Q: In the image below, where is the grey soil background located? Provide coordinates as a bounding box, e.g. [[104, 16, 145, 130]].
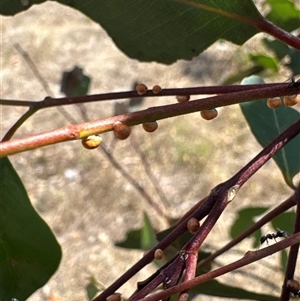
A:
[[1, 2, 298, 300]]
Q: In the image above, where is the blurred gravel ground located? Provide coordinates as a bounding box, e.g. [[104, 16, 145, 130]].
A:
[[1, 2, 297, 301]]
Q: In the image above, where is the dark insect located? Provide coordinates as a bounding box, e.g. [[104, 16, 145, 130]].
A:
[[260, 228, 288, 246], [287, 77, 300, 88]]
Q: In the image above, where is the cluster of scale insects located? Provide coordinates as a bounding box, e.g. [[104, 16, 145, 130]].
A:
[[81, 77, 300, 149], [267, 77, 300, 108]]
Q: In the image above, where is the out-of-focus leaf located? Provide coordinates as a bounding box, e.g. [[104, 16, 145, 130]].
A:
[[265, 0, 300, 32], [286, 48, 300, 75], [222, 66, 264, 85], [115, 212, 157, 250], [1, 0, 262, 64], [271, 212, 296, 235], [0, 157, 62, 300], [0, 0, 43, 15], [263, 212, 295, 271], [262, 39, 289, 61], [240, 76, 300, 189], [280, 249, 288, 274], [141, 212, 157, 250], [115, 228, 142, 250], [85, 277, 103, 300], [189, 279, 279, 300], [230, 207, 268, 247], [222, 54, 279, 85], [249, 54, 279, 72], [262, 39, 300, 75]]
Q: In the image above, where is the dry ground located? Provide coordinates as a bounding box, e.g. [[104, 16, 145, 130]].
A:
[[1, 2, 298, 301]]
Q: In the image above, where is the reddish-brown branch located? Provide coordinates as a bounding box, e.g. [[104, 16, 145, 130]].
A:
[[1, 84, 299, 157], [0, 83, 283, 108], [255, 19, 300, 51], [3, 108, 38, 141], [93, 119, 300, 301], [281, 186, 300, 300], [198, 191, 298, 268], [137, 232, 300, 301]]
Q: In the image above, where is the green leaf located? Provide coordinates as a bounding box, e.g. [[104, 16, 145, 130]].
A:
[[115, 228, 142, 250], [222, 66, 264, 85], [1, 0, 262, 64], [269, 213, 295, 274], [249, 54, 279, 72], [265, 0, 300, 32], [189, 279, 279, 300], [262, 39, 300, 75], [222, 54, 279, 85], [0, 157, 62, 300], [230, 207, 268, 247], [85, 277, 104, 300], [141, 212, 158, 250], [262, 38, 289, 61], [0, 0, 44, 15], [115, 212, 157, 250], [271, 212, 296, 235], [285, 47, 300, 75], [86, 282, 99, 300], [280, 249, 288, 274], [240, 76, 300, 189]]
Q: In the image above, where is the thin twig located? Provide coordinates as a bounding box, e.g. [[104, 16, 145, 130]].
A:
[[255, 19, 300, 51], [93, 119, 300, 301], [1, 84, 299, 157], [12, 45, 169, 220], [280, 185, 300, 300], [137, 232, 300, 301], [0, 83, 286, 108], [198, 191, 298, 268]]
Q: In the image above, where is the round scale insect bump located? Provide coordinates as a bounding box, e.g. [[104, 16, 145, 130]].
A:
[[287, 279, 300, 297], [266, 97, 282, 109], [154, 249, 164, 260], [81, 135, 102, 149], [142, 121, 158, 132], [152, 85, 162, 94], [113, 121, 131, 140], [283, 94, 299, 107], [176, 95, 190, 103], [136, 83, 148, 95], [187, 217, 200, 233], [200, 108, 218, 120], [106, 293, 122, 301]]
